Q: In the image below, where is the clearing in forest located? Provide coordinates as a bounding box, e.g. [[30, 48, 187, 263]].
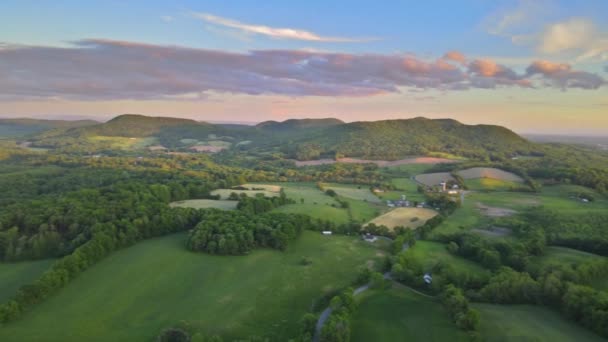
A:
[[366, 208, 437, 229], [169, 199, 238, 210]]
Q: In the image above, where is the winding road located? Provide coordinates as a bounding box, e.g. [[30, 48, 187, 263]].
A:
[[312, 241, 410, 342]]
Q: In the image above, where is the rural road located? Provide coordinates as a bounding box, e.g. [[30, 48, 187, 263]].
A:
[[312, 239, 409, 342]]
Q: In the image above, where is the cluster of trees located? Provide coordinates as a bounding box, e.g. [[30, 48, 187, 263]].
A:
[[186, 211, 312, 255], [472, 257, 608, 338], [514, 209, 608, 256], [320, 288, 357, 342], [236, 191, 294, 215], [441, 285, 480, 334]]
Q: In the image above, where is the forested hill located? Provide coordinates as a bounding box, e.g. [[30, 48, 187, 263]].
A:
[[78, 114, 202, 137], [286, 117, 537, 160], [21, 114, 538, 160], [0, 118, 98, 138]]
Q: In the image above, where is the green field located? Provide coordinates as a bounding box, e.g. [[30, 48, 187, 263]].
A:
[[380, 163, 436, 178], [0, 259, 56, 303], [465, 178, 528, 191], [530, 246, 603, 268], [475, 304, 605, 341], [408, 241, 489, 275], [367, 208, 438, 230], [341, 197, 383, 223], [0, 231, 384, 341], [323, 183, 382, 203], [272, 203, 350, 224], [264, 182, 338, 205], [351, 286, 468, 342], [169, 199, 238, 210]]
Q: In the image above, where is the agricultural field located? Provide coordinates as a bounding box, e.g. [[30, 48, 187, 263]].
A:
[[366, 208, 438, 230], [0, 259, 56, 303], [272, 203, 350, 224], [341, 197, 384, 223], [380, 163, 437, 178], [322, 183, 382, 203], [475, 304, 606, 341], [465, 178, 528, 191], [414, 172, 454, 187], [456, 167, 523, 182], [0, 231, 384, 341], [351, 286, 469, 342], [407, 241, 489, 275], [262, 182, 337, 205], [169, 199, 238, 210]]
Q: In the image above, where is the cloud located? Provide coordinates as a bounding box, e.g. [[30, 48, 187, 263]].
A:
[[0, 39, 604, 101], [485, 0, 550, 37], [192, 12, 377, 43], [161, 16, 174, 23], [442, 51, 467, 64], [526, 60, 605, 89], [539, 18, 596, 53]]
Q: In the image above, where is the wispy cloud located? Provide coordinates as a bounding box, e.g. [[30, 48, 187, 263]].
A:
[[0, 39, 604, 101], [192, 12, 379, 43], [161, 16, 174, 23]]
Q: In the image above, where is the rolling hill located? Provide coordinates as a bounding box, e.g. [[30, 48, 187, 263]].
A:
[[23, 114, 538, 160]]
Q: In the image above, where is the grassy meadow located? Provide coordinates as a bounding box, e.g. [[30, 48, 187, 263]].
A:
[[475, 304, 606, 341], [323, 183, 382, 203], [0, 259, 56, 303], [367, 208, 437, 230], [408, 241, 489, 275], [0, 231, 384, 341], [351, 286, 469, 342]]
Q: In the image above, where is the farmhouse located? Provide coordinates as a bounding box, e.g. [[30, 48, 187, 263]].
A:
[[322, 231, 333, 235]]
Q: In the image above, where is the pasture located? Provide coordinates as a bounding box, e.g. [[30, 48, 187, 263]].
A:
[[0, 259, 56, 303], [414, 172, 455, 187], [272, 203, 350, 224], [407, 241, 489, 275], [169, 199, 237, 210], [341, 197, 384, 223], [323, 183, 381, 203], [351, 286, 468, 342], [366, 208, 437, 230], [475, 304, 605, 341], [456, 167, 523, 182], [0, 231, 384, 341], [465, 178, 528, 191], [263, 182, 337, 205]]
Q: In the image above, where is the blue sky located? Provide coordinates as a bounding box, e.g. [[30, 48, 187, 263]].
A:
[[1, 0, 607, 134]]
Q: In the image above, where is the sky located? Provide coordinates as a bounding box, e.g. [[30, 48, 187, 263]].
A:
[[1, 0, 607, 134]]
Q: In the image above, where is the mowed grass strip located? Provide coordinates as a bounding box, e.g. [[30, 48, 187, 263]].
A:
[[169, 199, 237, 210], [475, 304, 605, 342], [0, 231, 383, 342], [367, 208, 437, 230], [351, 286, 469, 342], [0, 259, 56, 302]]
